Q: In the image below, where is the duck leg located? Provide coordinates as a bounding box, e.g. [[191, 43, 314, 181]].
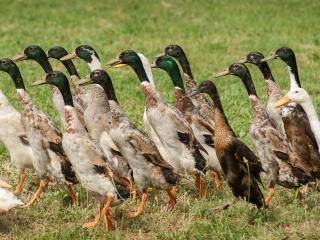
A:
[[264, 188, 275, 206], [23, 179, 45, 208], [195, 173, 205, 199], [127, 190, 148, 218], [167, 186, 177, 209], [102, 195, 113, 230], [15, 172, 26, 194], [83, 202, 103, 229], [212, 170, 222, 190], [66, 184, 78, 205]]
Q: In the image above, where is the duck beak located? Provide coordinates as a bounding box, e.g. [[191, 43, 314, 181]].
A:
[[150, 63, 157, 68], [60, 51, 76, 61], [187, 87, 200, 97], [32, 77, 47, 86], [107, 58, 127, 68], [274, 94, 291, 108], [215, 69, 230, 78], [13, 53, 28, 62], [237, 57, 248, 64], [260, 53, 277, 62], [76, 75, 92, 86]]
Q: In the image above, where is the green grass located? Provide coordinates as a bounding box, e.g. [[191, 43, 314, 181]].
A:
[[1, 0, 320, 239]]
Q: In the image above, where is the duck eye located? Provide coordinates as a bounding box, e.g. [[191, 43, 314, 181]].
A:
[[0, 60, 6, 64], [295, 90, 298, 93]]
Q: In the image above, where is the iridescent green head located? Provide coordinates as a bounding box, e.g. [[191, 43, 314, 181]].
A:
[[153, 55, 184, 89], [14, 45, 47, 62], [75, 45, 100, 62], [47, 46, 69, 60]]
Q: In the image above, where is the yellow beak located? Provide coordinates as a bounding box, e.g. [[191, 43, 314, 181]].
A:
[[13, 53, 28, 62], [274, 94, 291, 108], [107, 58, 128, 68], [60, 51, 76, 61]]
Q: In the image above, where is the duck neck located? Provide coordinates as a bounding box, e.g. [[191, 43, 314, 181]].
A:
[[286, 55, 301, 89], [62, 60, 80, 78], [38, 58, 53, 73], [239, 72, 258, 98], [176, 51, 193, 80], [97, 77, 118, 103], [257, 62, 274, 81], [167, 66, 185, 90], [59, 82, 74, 107], [87, 54, 102, 71], [300, 99, 320, 147], [206, 88, 233, 133], [9, 70, 26, 90]]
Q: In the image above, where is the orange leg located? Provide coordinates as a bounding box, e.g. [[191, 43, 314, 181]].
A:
[[120, 178, 137, 199], [102, 195, 113, 230], [23, 179, 45, 208], [127, 191, 148, 218], [264, 188, 275, 207], [212, 170, 222, 190], [167, 186, 177, 209], [83, 202, 103, 229], [15, 173, 26, 194], [67, 184, 78, 205], [195, 173, 205, 199]]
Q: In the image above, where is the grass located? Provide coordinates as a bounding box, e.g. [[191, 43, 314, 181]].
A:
[[0, 0, 320, 239]]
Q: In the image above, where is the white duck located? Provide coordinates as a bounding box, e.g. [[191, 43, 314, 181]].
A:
[[275, 87, 320, 152], [0, 179, 23, 212], [0, 91, 34, 194]]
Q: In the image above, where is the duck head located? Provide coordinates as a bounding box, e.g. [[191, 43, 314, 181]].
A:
[[47, 46, 69, 60], [274, 88, 310, 108], [0, 58, 26, 90], [152, 55, 184, 89], [33, 71, 73, 106], [13, 45, 52, 73], [60, 45, 100, 62], [261, 47, 295, 65]]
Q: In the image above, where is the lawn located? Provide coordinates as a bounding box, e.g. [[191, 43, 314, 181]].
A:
[[1, 0, 320, 239]]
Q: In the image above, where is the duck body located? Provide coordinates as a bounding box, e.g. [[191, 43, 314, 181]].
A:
[[0, 180, 23, 212], [0, 91, 34, 174], [189, 81, 264, 208], [242, 51, 320, 178]]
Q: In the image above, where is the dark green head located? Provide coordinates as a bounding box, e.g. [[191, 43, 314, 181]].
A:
[[75, 45, 100, 62], [14, 45, 47, 62], [14, 45, 52, 73], [153, 55, 184, 89], [261, 47, 295, 65], [0, 58, 25, 89], [44, 71, 73, 106], [47, 46, 69, 60]]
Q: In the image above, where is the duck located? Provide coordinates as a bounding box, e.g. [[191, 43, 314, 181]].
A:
[[0, 179, 24, 212], [77, 69, 180, 217], [275, 88, 320, 152], [188, 80, 264, 208], [47, 46, 92, 110], [162, 45, 215, 126], [0, 59, 78, 207], [238, 51, 320, 178], [51, 46, 133, 184], [13, 45, 85, 128], [0, 90, 34, 194], [33, 71, 130, 229], [215, 63, 313, 206], [108, 50, 207, 198], [60, 46, 168, 164], [152, 55, 222, 190]]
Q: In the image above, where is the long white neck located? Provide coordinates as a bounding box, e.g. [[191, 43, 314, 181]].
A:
[[300, 98, 320, 149], [137, 53, 155, 87], [288, 66, 299, 89], [88, 54, 102, 71]]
